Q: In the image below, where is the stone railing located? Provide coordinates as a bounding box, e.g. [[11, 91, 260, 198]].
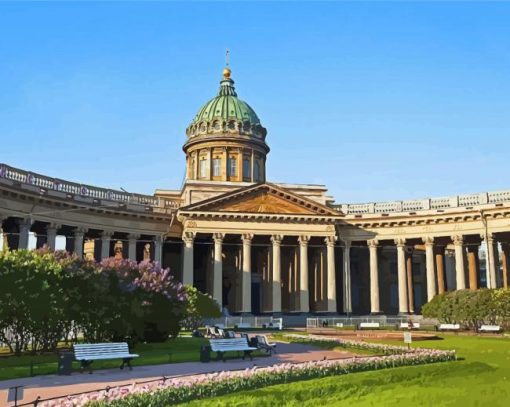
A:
[[335, 190, 510, 215], [0, 163, 180, 210]]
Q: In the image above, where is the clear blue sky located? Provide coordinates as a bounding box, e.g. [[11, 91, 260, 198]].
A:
[[1, 1, 509, 204]]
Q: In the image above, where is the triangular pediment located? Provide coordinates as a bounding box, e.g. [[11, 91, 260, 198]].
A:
[[180, 183, 340, 217]]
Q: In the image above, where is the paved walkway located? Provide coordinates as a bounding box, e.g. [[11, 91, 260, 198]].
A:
[[0, 342, 354, 405]]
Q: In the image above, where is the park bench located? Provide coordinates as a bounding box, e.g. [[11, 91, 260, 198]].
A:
[[358, 322, 380, 330], [437, 323, 460, 332], [399, 322, 420, 330], [73, 342, 139, 373], [256, 335, 277, 354], [478, 325, 502, 333], [209, 338, 257, 362]]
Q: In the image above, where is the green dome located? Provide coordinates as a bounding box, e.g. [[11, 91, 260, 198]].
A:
[[190, 76, 260, 125]]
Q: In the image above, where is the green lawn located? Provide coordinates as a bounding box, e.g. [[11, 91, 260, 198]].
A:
[[0, 337, 209, 380], [180, 334, 510, 406]]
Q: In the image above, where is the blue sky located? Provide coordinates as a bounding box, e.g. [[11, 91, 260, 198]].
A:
[[1, 1, 509, 203]]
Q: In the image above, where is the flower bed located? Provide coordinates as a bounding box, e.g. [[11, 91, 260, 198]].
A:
[[41, 336, 455, 407]]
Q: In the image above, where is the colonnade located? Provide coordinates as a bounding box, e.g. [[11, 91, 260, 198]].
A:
[[181, 232, 338, 314], [0, 216, 163, 264]]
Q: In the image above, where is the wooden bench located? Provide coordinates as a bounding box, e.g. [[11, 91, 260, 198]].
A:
[[399, 322, 420, 330], [437, 323, 460, 332], [359, 322, 380, 330], [209, 338, 257, 362], [479, 325, 502, 333], [74, 342, 139, 373]]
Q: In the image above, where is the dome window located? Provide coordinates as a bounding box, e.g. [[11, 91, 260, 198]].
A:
[[228, 121, 236, 130]]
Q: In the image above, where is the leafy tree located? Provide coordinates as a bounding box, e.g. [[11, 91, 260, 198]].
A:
[[184, 286, 221, 330]]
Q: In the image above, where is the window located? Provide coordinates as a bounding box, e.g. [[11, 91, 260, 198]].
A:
[[227, 157, 237, 177], [213, 158, 221, 177], [254, 161, 261, 182], [243, 158, 251, 180], [190, 159, 196, 179], [199, 159, 207, 178]]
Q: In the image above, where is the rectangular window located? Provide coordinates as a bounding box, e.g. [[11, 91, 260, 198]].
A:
[[213, 158, 221, 177], [243, 158, 250, 181], [228, 157, 237, 177], [200, 159, 207, 178]]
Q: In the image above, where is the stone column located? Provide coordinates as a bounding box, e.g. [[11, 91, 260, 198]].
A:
[[435, 245, 446, 293], [241, 234, 253, 313], [395, 239, 409, 314], [342, 239, 352, 314], [501, 242, 510, 289], [325, 236, 337, 313], [271, 235, 283, 313], [367, 239, 380, 314], [154, 236, 163, 264], [17, 218, 32, 249], [298, 236, 310, 313], [467, 244, 479, 290], [46, 224, 59, 251], [484, 234, 497, 288], [100, 231, 113, 259], [452, 235, 466, 290], [74, 228, 86, 258], [127, 234, 139, 261], [423, 237, 437, 301], [405, 248, 415, 314], [182, 232, 195, 286], [213, 233, 225, 307]]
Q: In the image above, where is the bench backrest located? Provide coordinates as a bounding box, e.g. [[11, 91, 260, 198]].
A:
[[439, 324, 460, 329], [480, 325, 501, 330], [209, 338, 250, 351], [74, 342, 130, 359]]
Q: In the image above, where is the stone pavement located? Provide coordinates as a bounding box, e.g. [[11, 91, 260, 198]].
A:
[[0, 342, 355, 405]]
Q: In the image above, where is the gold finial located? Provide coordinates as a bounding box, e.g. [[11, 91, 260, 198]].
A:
[[223, 49, 231, 78]]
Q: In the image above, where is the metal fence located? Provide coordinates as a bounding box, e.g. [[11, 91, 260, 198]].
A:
[[306, 316, 408, 329], [205, 316, 283, 329]]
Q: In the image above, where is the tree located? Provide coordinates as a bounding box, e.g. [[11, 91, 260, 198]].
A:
[[184, 286, 221, 330]]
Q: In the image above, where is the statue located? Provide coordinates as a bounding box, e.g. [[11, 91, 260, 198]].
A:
[[114, 240, 123, 260], [143, 243, 151, 261]]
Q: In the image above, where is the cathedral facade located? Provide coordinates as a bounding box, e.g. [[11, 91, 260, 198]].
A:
[[1, 67, 510, 316]]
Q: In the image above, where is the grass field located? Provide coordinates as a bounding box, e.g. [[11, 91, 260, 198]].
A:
[[0, 337, 210, 380], [181, 334, 510, 407]]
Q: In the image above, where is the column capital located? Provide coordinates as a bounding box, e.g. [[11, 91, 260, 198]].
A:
[[452, 235, 464, 245], [340, 238, 352, 248], [367, 239, 379, 248], [213, 232, 225, 243], [182, 231, 196, 245], [17, 217, 33, 229], [271, 234, 283, 245], [394, 238, 406, 247], [74, 228, 87, 239], [153, 235, 163, 244], [481, 233, 495, 244], [46, 222, 61, 231], [241, 233, 254, 243], [128, 233, 140, 240], [298, 235, 310, 246], [101, 230, 114, 239], [325, 236, 337, 246], [422, 236, 434, 246]]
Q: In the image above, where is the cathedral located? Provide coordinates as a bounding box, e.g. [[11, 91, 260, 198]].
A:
[[1, 66, 510, 318]]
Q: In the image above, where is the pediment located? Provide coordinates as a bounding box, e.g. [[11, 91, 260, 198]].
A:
[[180, 183, 339, 217]]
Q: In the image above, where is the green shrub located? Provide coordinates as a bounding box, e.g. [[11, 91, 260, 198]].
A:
[[184, 285, 221, 330]]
